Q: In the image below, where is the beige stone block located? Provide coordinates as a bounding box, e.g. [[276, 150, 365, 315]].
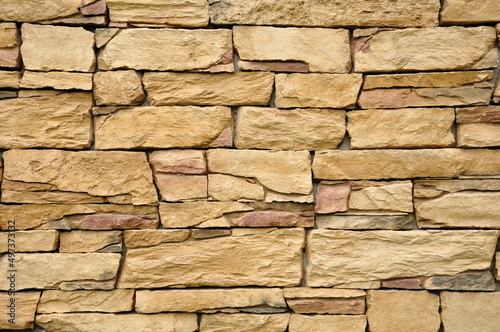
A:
[[0, 230, 58, 253], [0, 0, 96, 22], [457, 123, 500, 147], [60, 231, 122, 253], [0, 92, 92, 149], [456, 106, 500, 123], [192, 229, 231, 239], [235, 107, 346, 150], [208, 174, 265, 201], [21, 24, 95, 72], [143, 72, 273, 106], [284, 288, 365, 314], [136, 288, 286, 313], [238, 61, 309, 73], [275, 73, 363, 108], [423, 270, 495, 291], [155, 174, 207, 202], [316, 214, 412, 230], [441, 0, 500, 24], [118, 228, 304, 288], [0, 292, 40, 330], [0, 71, 20, 88], [349, 181, 413, 213], [288, 314, 367, 332], [366, 290, 440, 332], [20, 71, 93, 90], [200, 313, 289, 332], [18, 90, 64, 98], [307, 230, 498, 287], [95, 28, 120, 48], [95, 106, 233, 149], [441, 292, 500, 332], [315, 182, 350, 214], [0, 23, 19, 47], [1, 150, 157, 205], [98, 28, 233, 72], [124, 230, 190, 248], [0, 23, 20, 68], [347, 108, 455, 148], [149, 150, 206, 175], [38, 290, 134, 313], [381, 277, 424, 289], [94, 70, 145, 105]]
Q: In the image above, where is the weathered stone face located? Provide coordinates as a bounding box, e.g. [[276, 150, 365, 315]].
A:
[[0, 292, 40, 330], [200, 313, 289, 332], [149, 150, 206, 175], [456, 106, 500, 147], [20, 71, 93, 90], [0, 71, 20, 88], [0, 0, 96, 22], [94, 70, 145, 106], [0, 23, 20, 68], [37, 290, 134, 313], [288, 315, 367, 332], [316, 215, 413, 230], [0, 230, 58, 253], [59, 231, 123, 253], [348, 181, 413, 213], [423, 270, 495, 291], [208, 174, 265, 201], [124, 230, 190, 248], [440, 0, 500, 24], [284, 288, 365, 314]]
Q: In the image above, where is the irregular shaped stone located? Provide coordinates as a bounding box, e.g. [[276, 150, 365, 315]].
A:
[[441, 292, 500, 332], [192, 229, 231, 239], [209, 0, 439, 27], [0, 92, 92, 149], [423, 270, 495, 291], [238, 61, 309, 73], [41, 14, 107, 26], [149, 150, 206, 175], [0, 292, 40, 330], [95, 28, 120, 48], [381, 277, 424, 289], [307, 230, 498, 287], [235, 107, 346, 150], [0, 71, 20, 88], [441, 0, 500, 24], [313, 149, 500, 180], [349, 181, 413, 213], [143, 72, 273, 106], [275, 74, 363, 108], [359, 71, 494, 108], [98, 28, 233, 72], [107, 0, 208, 26], [354, 26, 497, 73], [284, 288, 365, 314], [0, 253, 120, 290], [289, 315, 367, 332], [21, 24, 95, 72], [38, 290, 134, 313], [118, 228, 304, 288], [0, 23, 20, 68], [95, 106, 233, 149], [80, 0, 107, 16], [347, 108, 455, 148], [208, 174, 265, 201], [20, 71, 93, 90], [315, 182, 350, 214], [200, 313, 289, 332], [414, 179, 500, 229], [124, 230, 190, 248], [155, 174, 207, 202], [316, 214, 413, 230], [234, 26, 350, 73], [457, 106, 500, 147], [0, 0, 96, 22], [0, 230, 58, 253], [366, 290, 440, 332], [37, 313, 198, 332], [60, 231, 122, 253], [2, 150, 157, 205], [94, 70, 145, 106], [136, 288, 286, 313]]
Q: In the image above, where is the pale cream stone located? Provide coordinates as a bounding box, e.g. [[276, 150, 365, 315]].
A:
[[136, 288, 286, 313], [0, 230, 58, 253], [98, 28, 233, 72], [366, 290, 440, 332], [235, 107, 346, 150], [20, 71, 93, 90], [21, 24, 95, 72], [94, 70, 145, 105], [208, 174, 265, 201], [0, 92, 92, 149], [307, 230, 498, 287], [143, 72, 274, 106], [59, 231, 122, 253], [423, 270, 495, 291], [124, 230, 190, 248], [0, 0, 96, 22], [0, 292, 40, 330], [200, 313, 289, 332], [316, 214, 412, 230], [349, 181, 413, 213], [155, 174, 207, 201], [284, 288, 365, 315], [288, 315, 367, 332], [95, 106, 233, 149], [441, 0, 500, 24], [38, 290, 134, 313], [275, 74, 363, 108], [347, 108, 455, 148], [95, 28, 120, 48], [118, 228, 304, 288], [457, 123, 500, 147], [149, 150, 206, 174], [0, 71, 20, 89]]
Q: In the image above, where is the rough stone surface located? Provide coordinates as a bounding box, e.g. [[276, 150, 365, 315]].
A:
[[315, 182, 350, 214], [275, 74, 363, 108], [381, 277, 424, 289], [441, 292, 500, 332], [124, 230, 190, 248], [284, 288, 365, 314], [59, 231, 123, 253], [95, 106, 233, 149], [456, 106, 500, 147], [0, 23, 20, 68], [288, 315, 367, 332], [118, 228, 304, 288], [423, 270, 495, 291], [149, 150, 206, 175], [0, 92, 92, 149], [143, 72, 274, 106], [208, 174, 265, 201], [307, 230, 498, 287], [348, 181, 413, 213], [0, 0, 96, 22], [0, 230, 58, 253], [235, 107, 346, 150], [0, 71, 20, 88], [192, 229, 231, 240], [155, 174, 207, 202], [20, 71, 93, 90], [136, 288, 286, 313], [94, 70, 145, 106], [238, 61, 309, 73], [354, 26, 497, 73], [1, 149, 157, 205], [98, 28, 233, 72], [80, 0, 107, 16], [347, 108, 455, 149], [38, 290, 134, 313], [200, 314, 289, 332], [21, 24, 95, 72], [0, 292, 40, 330], [441, 0, 500, 24], [366, 290, 440, 332], [316, 214, 413, 230]]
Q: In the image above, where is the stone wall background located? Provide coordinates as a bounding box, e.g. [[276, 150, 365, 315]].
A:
[[0, 0, 500, 331]]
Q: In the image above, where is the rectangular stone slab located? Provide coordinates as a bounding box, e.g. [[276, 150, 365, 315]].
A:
[[284, 288, 365, 314], [0, 292, 40, 330], [200, 313, 289, 332], [0, 230, 58, 252], [440, 0, 500, 24], [37, 290, 134, 313], [307, 230, 499, 287], [20, 71, 93, 90], [289, 315, 367, 332], [0, 0, 96, 22]]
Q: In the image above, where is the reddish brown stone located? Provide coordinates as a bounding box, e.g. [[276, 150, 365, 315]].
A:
[[231, 210, 314, 227], [208, 127, 233, 148], [238, 60, 309, 73], [287, 298, 365, 315], [80, 0, 107, 16], [71, 214, 159, 230], [456, 106, 500, 123], [149, 150, 206, 175], [191, 229, 232, 239], [315, 182, 351, 214], [381, 277, 424, 289]]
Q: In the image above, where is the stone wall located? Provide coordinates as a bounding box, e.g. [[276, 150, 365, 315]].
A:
[[0, 0, 500, 331]]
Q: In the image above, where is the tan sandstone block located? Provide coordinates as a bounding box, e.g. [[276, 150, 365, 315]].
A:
[[359, 71, 494, 109], [124, 230, 190, 248], [307, 230, 498, 287], [20, 71, 93, 90], [0, 71, 20, 88], [423, 270, 495, 291], [136, 288, 286, 313], [441, 292, 500, 332], [366, 290, 440, 332], [284, 288, 365, 314], [94, 70, 145, 106], [315, 182, 350, 214], [0, 292, 40, 330], [234, 26, 351, 73], [21, 24, 95, 72], [235, 107, 346, 150], [143, 72, 273, 106], [0, 23, 20, 68], [155, 174, 207, 202], [192, 229, 231, 240], [200, 313, 289, 332], [238, 61, 309, 73], [0, 230, 58, 253], [288, 315, 367, 332], [0, 0, 96, 22], [275, 74, 363, 108], [149, 150, 206, 175], [38, 290, 134, 313], [208, 174, 265, 201], [37, 313, 197, 332], [457, 106, 500, 147], [441, 0, 500, 24], [98, 28, 233, 72], [354, 26, 497, 73], [348, 181, 413, 213], [95, 106, 233, 149], [316, 215, 413, 230], [1, 150, 157, 205], [60, 231, 122, 253], [347, 108, 455, 149], [107, 0, 209, 27], [0, 92, 92, 149], [118, 228, 304, 288], [209, 0, 439, 27]]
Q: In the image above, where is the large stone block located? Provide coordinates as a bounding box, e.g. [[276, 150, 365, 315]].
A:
[[93, 70, 145, 106], [0, 0, 96, 22], [456, 106, 500, 147], [284, 288, 365, 314], [38, 290, 134, 313], [0, 292, 40, 330], [440, 0, 500, 24], [0, 230, 58, 253], [200, 313, 289, 332]]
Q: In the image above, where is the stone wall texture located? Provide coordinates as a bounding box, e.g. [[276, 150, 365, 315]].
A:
[[0, 1, 499, 331]]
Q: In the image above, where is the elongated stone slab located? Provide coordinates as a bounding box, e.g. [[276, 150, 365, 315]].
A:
[[307, 230, 498, 286], [440, 0, 500, 24], [20, 71, 93, 90], [289, 315, 367, 332], [149, 150, 206, 175], [124, 230, 190, 248], [38, 290, 134, 313], [284, 288, 365, 314], [0, 23, 20, 68], [316, 215, 413, 230], [200, 313, 289, 332], [118, 228, 304, 288], [0, 230, 58, 253], [0, 292, 40, 330], [456, 106, 500, 147], [0, 0, 96, 22], [423, 270, 495, 291], [59, 231, 122, 253]]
